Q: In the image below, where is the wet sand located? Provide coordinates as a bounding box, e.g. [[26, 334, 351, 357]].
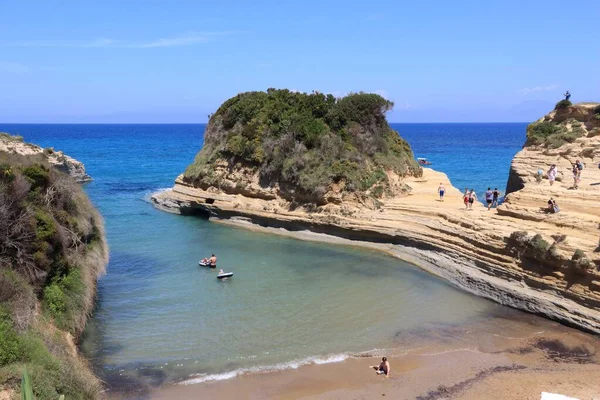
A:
[[141, 311, 600, 400]]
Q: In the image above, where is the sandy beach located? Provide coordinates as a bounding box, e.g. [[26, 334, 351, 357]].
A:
[[99, 307, 600, 400]]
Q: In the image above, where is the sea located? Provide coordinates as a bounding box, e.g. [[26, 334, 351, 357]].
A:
[[0, 123, 528, 391]]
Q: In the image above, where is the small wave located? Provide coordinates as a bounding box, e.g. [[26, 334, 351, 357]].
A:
[[142, 187, 172, 203], [179, 353, 349, 385]]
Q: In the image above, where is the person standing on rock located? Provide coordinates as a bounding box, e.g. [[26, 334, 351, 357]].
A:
[[468, 189, 477, 210], [492, 188, 501, 208], [463, 189, 469, 209], [564, 91, 571, 101], [575, 160, 584, 178], [438, 183, 446, 201], [547, 164, 557, 186], [536, 168, 544, 183], [485, 188, 494, 210], [572, 164, 580, 189]]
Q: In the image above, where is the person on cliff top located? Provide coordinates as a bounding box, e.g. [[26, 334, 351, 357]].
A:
[[564, 91, 571, 101], [437, 183, 446, 201], [485, 188, 494, 210], [371, 357, 390, 377], [492, 188, 501, 208], [547, 165, 557, 186], [468, 189, 477, 210], [463, 189, 469, 209]]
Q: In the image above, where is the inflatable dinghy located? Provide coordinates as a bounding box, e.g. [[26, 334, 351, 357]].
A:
[[217, 272, 233, 279], [199, 261, 216, 268]]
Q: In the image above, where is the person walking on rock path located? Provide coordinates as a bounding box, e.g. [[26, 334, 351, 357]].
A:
[[468, 189, 477, 210], [492, 188, 501, 208], [547, 164, 557, 186], [485, 188, 494, 210], [463, 188, 469, 209], [438, 183, 446, 201]]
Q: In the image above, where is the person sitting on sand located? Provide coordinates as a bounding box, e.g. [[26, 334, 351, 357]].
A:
[[438, 183, 446, 201], [209, 254, 217, 267], [371, 357, 390, 377]]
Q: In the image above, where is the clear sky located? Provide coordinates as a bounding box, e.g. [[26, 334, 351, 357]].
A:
[[0, 0, 598, 123]]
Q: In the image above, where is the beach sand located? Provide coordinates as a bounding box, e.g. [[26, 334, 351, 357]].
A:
[[142, 313, 600, 400]]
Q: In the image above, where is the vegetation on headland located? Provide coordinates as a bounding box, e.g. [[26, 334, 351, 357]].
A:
[[183, 89, 422, 204], [0, 138, 107, 399]]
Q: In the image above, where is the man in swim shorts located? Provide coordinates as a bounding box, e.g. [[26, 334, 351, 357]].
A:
[[438, 183, 446, 201], [492, 188, 500, 208], [371, 357, 390, 377], [485, 187, 493, 210], [209, 254, 217, 268]]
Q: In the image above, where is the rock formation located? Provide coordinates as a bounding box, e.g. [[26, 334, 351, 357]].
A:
[[153, 98, 600, 334], [0, 132, 92, 182]]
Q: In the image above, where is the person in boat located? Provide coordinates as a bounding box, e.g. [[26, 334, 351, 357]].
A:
[[218, 269, 224, 275], [371, 357, 390, 377], [208, 254, 217, 267]]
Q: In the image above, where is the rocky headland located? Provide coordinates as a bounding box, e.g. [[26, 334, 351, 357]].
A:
[[0, 132, 92, 183], [1, 133, 107, 398], [152, 94, 600, 334]]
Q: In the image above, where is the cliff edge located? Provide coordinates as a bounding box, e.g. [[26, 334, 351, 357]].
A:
[[153, 95, 600, 334], [0, 134, 108, 398], [0, 133, 92, 183]]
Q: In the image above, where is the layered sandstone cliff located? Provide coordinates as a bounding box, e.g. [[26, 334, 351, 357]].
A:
[[153, 101, 600, 334]]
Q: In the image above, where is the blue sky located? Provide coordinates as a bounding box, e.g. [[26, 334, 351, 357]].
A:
[[0, 0, 598, 123]]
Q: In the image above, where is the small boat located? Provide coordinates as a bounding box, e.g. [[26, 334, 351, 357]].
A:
[[417, 157, 432, 165], [217, 272, 233, 279], [199, 260, 216, 268]]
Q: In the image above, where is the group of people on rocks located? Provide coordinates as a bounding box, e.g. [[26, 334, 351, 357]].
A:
[[541, 160, 584, 189], [538, 159, 587, 213], [437, 184, 502, 210]]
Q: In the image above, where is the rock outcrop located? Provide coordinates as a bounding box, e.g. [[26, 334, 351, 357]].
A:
[[0, 132, 92, 182], [153, 101, 600, 334]]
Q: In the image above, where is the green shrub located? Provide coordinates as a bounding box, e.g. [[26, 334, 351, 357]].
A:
[[593, 105, 600, 115], [0, 307, 22, 367], [21, 165, 50, 190], [43, 269, 84, 332], [555, 100, 572, 110]]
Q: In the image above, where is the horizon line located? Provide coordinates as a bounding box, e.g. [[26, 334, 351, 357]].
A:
[[0, 121, 532, 125]]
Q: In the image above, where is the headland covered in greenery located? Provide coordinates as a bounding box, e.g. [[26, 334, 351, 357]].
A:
[[0, 134, 108, 399], [183, 89, 422, 205]]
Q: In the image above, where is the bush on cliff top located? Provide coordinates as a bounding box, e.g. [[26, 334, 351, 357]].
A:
[[526, 120, 583, 148], [555, 99, 572, 110], [0, 150, 106, 398], [184, 89, 421, 204]]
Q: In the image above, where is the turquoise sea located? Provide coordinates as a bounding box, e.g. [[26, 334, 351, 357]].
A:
[[0, 123, 528, 391]]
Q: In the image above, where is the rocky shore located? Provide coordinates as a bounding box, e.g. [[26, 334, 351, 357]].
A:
[[153, 102, 600, 334]]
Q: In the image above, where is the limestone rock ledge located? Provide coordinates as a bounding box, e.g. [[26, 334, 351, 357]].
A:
[[153, 163, 600, 334], [0, 133, 92, 182]]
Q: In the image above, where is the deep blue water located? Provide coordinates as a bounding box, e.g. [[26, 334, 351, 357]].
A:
[[0, 123, 528, 386]]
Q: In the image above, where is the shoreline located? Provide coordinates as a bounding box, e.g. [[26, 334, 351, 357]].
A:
[[142, 303, 600, 400]]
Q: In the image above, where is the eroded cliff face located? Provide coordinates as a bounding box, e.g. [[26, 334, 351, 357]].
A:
[[152, 103, 600, 334], [0, 133, 92, 182]]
